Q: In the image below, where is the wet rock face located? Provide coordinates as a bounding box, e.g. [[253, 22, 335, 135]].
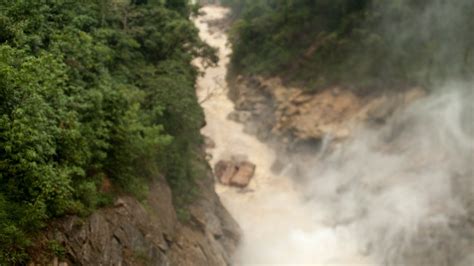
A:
[[230, 162, 256, 188], [214, 159, 256, 188], [40, 175, 240, 266], [231, 75, 426, 144]]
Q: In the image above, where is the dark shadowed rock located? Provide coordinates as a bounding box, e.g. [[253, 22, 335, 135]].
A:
[[36, 174, 240, 266]]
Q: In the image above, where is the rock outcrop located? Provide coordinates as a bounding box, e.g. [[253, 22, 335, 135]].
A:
[[229, 76, 426, 144], [36, 173, 240, 266], [214, 159, 256, 188]]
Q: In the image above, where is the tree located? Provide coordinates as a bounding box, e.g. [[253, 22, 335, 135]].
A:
[[0, 0, 215, 263]]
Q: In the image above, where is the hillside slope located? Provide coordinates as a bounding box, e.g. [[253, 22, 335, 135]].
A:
[[0, 1, 239, 264]]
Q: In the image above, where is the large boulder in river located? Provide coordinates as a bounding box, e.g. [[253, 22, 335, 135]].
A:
[[214, 159, 256, 188], [230, 161, 256, 188], [214, 160, 238, 185]]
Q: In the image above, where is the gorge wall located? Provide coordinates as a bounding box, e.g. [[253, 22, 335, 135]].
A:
[[34, 170, 239, 266], [196, 5, 474, 266], [229, 75, 474, 266], [32, 4, 473, 266]]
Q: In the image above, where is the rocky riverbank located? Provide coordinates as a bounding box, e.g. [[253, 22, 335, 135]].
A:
[[191, 4, 474, 266], [27, 7, 241, 265], [226, 74, 474, 266], [228, 75, 426, 149], [31, 169, 240, 266]]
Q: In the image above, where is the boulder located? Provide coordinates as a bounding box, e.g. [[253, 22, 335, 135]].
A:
[[214, 159, 256, 188], [215, 160, 238, 185], [230, 161, 256, 188]]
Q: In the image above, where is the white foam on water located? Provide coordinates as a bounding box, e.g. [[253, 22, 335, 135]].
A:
[[194, 6, 474, 266]]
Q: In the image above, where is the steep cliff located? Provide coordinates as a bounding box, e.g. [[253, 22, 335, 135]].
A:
[[0, 2, 237, 264], [33, 170, 239, 266], [228, 75, 426, 146], [225, 74, 474, 266]]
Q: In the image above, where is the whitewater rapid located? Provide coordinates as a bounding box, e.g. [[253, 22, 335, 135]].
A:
[[193, 6, 375, 265]]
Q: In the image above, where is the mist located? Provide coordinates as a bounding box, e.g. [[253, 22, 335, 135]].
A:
[[228, 83, 473, 265], [371, 0, 474, 84], [195, 0, 474, 265], [232, 0, 474, 264], [303, 84, 473, 265]]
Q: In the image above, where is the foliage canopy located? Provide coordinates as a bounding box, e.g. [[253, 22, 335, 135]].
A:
[[224, 0, 474, 91], [0, 0, 212, 263]]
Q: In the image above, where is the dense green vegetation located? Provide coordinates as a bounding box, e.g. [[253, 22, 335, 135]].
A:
[[224, 0, 474, 91], [0, 0, 214, 263]]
